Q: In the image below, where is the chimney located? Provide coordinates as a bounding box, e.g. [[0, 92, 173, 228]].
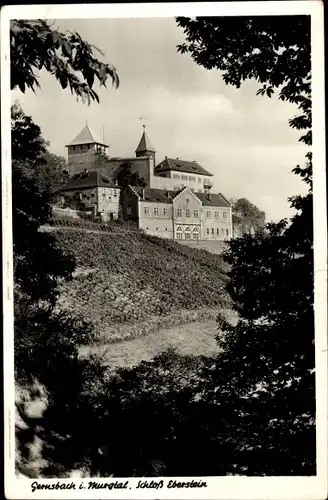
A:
[[115, 179, 118, 186], [141, 187, 145, 200], [207, 192, 211, 202], [165, 156, 167, 160]]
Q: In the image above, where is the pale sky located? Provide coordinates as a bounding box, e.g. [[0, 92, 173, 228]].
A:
[[12, 17, 309, 222]]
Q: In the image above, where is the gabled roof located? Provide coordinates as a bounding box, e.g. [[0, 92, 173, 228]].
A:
[[59, 170, 120, 192], [132, 186, 176, 203], [66, 124, 108, 147], [135, 130, 155, 153], [194, 192, 231, 207], [130, 186, 230, 207], [155, 158, 213, 177]]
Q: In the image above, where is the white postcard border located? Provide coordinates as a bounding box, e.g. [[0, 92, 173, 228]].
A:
[[2, 2, 327, 500]]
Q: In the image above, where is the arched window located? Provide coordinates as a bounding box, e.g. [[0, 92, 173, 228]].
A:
[[193, 227, 199, 240], [184, 226, 191, 240], [176, 226, 183, 239]]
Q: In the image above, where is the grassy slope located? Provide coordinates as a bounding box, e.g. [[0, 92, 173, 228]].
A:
[[52, 227, 231, 342]]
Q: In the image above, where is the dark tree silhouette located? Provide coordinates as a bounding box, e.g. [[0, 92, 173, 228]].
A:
[[175, 15, 315, 474], [11, 19, 119, 104], [14, 16, 317, 478], [11, 19, 120, 474]]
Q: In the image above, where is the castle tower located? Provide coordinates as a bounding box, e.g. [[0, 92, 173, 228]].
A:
[[65, 123, 108, 176], [135, 125, 156, 165]]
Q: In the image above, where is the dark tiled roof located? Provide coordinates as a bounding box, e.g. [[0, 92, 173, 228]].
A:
[[155, 158, 213, 177], [195, 192, 231, 207], [59, 170, 120, 192], [131, 186, 230, 207], [132, 186, 177, 203], [135, 131, 155, 153]]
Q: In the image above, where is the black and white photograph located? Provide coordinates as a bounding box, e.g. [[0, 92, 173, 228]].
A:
[[2, 2, 327, 499]]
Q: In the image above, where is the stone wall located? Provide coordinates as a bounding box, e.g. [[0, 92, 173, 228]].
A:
[[177, 240, 228, 256]]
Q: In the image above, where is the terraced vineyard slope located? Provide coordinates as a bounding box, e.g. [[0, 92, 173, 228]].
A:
[[51, 226, 231, 343]]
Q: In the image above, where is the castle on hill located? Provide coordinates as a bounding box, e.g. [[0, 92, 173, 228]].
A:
[[58, 124, 233, 241]]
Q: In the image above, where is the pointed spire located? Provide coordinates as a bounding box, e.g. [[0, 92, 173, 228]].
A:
[[135, 128, 155, 154]]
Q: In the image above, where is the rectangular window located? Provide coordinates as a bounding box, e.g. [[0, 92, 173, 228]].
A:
[[193, 233, 199, 240], [189, 176, 195, 181], [223, 211, 227, 218], [114, 190, 117, 197], [154, 207, 159, 216], [217, 228, 220, 235], [226, 229, 229, 236], [215, 211, 219, 218], [206, 210, 211, 218], [144, 206, 149, 215], [177, 209, 182, 217], [211, 228, 215, 236], [177, 231, 183, 239], [198, 177, 202, 183], [206, 228, 210, 235], [181, 175, 188, 181], [193, 210, 199, 218], [185, 232, 191, 240], [163, 207, 168, 216], [186, 209, 190, 217]]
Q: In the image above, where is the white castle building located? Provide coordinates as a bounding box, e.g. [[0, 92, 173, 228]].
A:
[[59, 124, 233, 241]]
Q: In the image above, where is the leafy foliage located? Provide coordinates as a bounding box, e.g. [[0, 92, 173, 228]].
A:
[[175, 15, 315, 474], [232, 198, 265, 219], [114, 161, 147, 189], [231, 197, 266, 235], [11, 19, 119, 104], [11, 103, 75, 305], [11, 104, 103, 477]]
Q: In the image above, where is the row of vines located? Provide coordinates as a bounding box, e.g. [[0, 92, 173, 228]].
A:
[[53, 228, 230, 342]]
